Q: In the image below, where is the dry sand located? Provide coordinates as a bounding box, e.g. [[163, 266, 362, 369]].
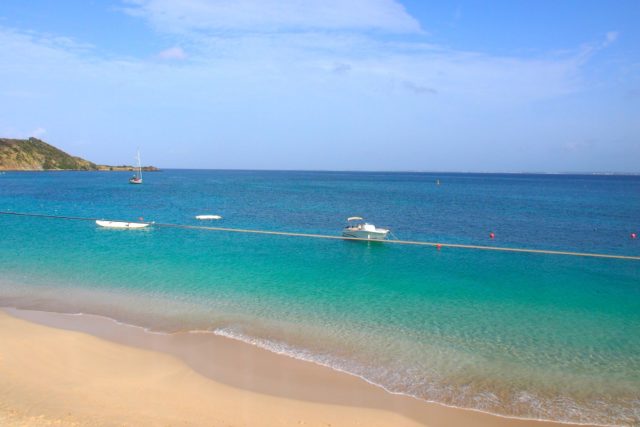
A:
[[0, 309, 590, 426]]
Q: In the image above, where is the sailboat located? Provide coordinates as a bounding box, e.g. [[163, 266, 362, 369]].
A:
[[129, 150, 143, 184]]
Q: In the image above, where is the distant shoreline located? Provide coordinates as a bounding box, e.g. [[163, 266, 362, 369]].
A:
[[2, 168, 637, 175], [0, 167, 160, 172], [0, 137, 159, 172]]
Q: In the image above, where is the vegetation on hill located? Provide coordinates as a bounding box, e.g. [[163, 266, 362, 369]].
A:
[[0, 137, 96, 170], [0, 138, 158, 171]]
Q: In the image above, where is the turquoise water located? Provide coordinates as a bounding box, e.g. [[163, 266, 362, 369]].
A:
[[0, 170, 639, 425]]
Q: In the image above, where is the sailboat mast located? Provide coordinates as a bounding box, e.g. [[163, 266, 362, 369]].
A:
[[137, 149, 142, 180]]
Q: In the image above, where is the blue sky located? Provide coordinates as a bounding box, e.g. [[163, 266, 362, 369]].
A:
[[0, 0, 638, 172]]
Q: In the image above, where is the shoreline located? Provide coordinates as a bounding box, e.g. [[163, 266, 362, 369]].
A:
[[1, 168, 639, 175], [0, 168, 160, 172], [0, 307, 596, 427]]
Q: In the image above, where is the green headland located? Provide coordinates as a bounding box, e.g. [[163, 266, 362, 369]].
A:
[[0, 137, 158, 171]]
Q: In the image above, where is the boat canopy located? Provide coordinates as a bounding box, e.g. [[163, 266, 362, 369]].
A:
[[347, 216, 363, 221]]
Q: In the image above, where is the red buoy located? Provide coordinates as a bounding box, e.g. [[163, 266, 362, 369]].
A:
[[632, 233, 638, 239], [489, 232, 495, 239], [436, 244, 442, 250]]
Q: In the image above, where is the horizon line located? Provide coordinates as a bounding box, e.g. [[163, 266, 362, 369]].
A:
[[134, 167, 640, 176]]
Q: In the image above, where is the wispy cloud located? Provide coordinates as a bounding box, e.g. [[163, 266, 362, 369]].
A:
[[158, 46, 187, 60], [0, 125, 46, 140], [30, 127, 46, 138], [564, 139, 596, 152], [122, 0, 422, 34], [109, 2, 589, 104], [0, 19, 588, 113], [573, 30, 620, 64], [0, 4, 633, 171], [331, 62, 351, 74], [604, 31, 619, 47], [403, 81, 437, 95]]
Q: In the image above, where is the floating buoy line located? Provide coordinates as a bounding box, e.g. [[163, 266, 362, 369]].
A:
[[1, 211, 639, 261]]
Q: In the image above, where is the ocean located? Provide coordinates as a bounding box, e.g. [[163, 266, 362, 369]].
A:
[[0, 170, 638, 425]]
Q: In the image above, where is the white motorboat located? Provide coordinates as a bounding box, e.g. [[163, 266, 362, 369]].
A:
[[129, 149, 143, 184], [96, 220, 150, 229], [342, 217, 389, 240], [195, 214, 222, 220]]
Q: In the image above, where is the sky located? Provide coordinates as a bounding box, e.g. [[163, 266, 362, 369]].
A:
[[0, 0, 638, 172]]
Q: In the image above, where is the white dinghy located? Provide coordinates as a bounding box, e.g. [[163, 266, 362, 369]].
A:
[[195, 215, 222, 220], [96, 220, 150, 229]]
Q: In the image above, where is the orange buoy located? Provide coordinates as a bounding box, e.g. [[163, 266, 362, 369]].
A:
[[436, 244, 442, 250], [632, 233, 638, 239], [489, 232, 495, 239]]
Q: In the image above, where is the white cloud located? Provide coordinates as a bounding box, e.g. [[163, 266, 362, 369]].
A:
[[158, 46, 187, 60], [0, 23, 587, 111], [105, 2, 587, 104], [403, 80, 437, 95], [122, 0, 421, 34], [0, 19, 622, 170], [605, 31, 619, 45], [31, 127, 47, 138], [0, 125, 46, 140], [575, 30, 620, 62]]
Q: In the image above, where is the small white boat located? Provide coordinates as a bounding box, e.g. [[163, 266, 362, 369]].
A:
[[96, 220, 150, 229], [195, 215, 222, 220], [129, 149, 143, 184], [342, 217, 389, 240]]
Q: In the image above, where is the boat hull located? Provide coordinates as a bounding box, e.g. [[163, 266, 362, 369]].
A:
[[342, 229, 389, 240], [96, 220, 150, 229]]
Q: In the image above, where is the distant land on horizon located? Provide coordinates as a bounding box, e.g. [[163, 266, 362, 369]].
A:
[[1, 138, 637, 176], [147, 167, 639, 176], [0, 138, 158, 171]]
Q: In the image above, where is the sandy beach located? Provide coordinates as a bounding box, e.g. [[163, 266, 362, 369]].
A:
[[0, 308, 590, 427]]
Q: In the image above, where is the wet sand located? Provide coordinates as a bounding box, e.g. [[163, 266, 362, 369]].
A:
[[0, 308, 592, 426]]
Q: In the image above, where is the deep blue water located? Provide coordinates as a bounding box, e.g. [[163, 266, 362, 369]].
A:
[[0, 170, 639, 425]]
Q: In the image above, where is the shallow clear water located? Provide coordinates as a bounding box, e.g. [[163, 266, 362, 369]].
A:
[[1, 170, 639, 425]]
